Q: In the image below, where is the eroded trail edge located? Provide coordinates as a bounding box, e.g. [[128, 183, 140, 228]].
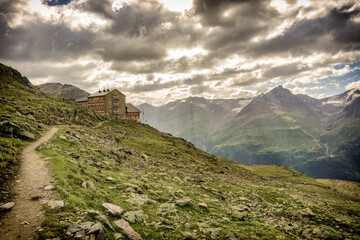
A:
[[0, 127, 59, 240]]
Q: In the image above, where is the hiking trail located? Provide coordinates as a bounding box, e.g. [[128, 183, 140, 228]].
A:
[[0, 127, 58, 240]]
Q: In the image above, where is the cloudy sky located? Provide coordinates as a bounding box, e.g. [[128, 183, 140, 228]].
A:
[[1, 0, 360, 105]]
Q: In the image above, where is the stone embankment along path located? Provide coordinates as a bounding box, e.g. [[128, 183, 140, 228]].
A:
[[0, 127, 59, 240]]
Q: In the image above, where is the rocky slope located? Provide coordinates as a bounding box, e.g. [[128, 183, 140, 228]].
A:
[[37, 121, 360, 239], [37, 82, 90, 99]]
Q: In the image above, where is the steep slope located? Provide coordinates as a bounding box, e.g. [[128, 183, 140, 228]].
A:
[[37, 82, 90, 99], [321, 88, 360, 106], [0, 63, 103, 194], [37, 121, 360, 239], [210, 86, 360, 181]]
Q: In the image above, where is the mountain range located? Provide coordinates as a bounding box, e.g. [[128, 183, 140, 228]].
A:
[[35, 81, 360, 181], [139, 86, 360, 181]]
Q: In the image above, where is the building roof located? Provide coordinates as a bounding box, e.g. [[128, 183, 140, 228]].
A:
[[88, 89, 125, 98], [75, 97, 88, 102], [126, 103, 141, 113]]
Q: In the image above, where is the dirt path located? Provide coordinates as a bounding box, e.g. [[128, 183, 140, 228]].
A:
[[0, 127, 58, 240]]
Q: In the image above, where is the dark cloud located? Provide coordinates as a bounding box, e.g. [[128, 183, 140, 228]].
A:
[[251, 6, 360, 57], [126, 74, 207, 93]]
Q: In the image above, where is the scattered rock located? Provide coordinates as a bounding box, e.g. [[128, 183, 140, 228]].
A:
[[114, 233, 123, 240], [114, 219, 142, 240], [107, 177, 114, 181], [21, 221, 30, 225], [48, 200, 64, 209], [74, 230, 86, 238], [123, 210, 149, 223], [82, 181, 87, 189], [141, 154, 149, 160], [175, 197, 192, 207], [0, 202, 15, 211], [87, 223, 102, 234], [102, 203, 123, 216], [97, 228, 106, 240], [19, 131, 35, 140], [44, 185, 54, 190], [198, 203, 207, 209]]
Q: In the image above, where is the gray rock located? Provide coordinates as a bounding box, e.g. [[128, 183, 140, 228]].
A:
[[19, 131, 35, 140], [82, 181, 87, 189], [48, 200, 64, 209], [114, 233, 123, 240], [107, 177, 114, 181], [44, 185, 54, 190], [123, 210, 149, 223], [175, 197, 192, 207], [74, 230, 86, 239], [198, 202, 207, 209], [97, 228, 106, 240], [0, 202, 15, 211], [87, 223, 102, 234], [102, 203, 123, 216], [114, 219, 142, 240]]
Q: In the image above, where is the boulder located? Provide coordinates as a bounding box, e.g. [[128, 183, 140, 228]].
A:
[[44, 185, 54, 190], [198, 202, 208, 209], [87, 222, 102, 234], [114, 219, 142, 240], [102, 203, 123, 216], [0, 202, 15, 211], [48, 200, 64, 209], [19, 131, 35, 140], [175, 197, 192, 207]]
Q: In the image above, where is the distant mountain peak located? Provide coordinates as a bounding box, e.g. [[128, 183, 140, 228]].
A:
[[37, 82, 89, 99]]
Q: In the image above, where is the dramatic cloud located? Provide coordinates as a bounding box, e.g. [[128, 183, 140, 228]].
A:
[[0, 0, 359, 105]]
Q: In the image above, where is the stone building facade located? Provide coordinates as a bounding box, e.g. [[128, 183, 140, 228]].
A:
[[75, 89, 141, 122]]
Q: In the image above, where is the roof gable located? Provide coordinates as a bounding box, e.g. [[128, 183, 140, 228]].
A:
[[88, 89, 126, 98], [126, 103, 141, 113]]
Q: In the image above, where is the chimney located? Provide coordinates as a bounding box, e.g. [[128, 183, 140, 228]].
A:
[[103, 88, 106, 93], [98, 89, 101, 93], [107, 88, 110, 92]]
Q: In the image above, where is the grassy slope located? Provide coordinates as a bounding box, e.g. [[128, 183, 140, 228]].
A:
[[37, 121, 360, 239], [0, 63, 103, 195], [210, 112, 325, 166]]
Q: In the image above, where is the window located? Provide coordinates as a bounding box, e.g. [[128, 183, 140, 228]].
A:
[[113, 95, 119, 100], [113, 103, 119, 107]]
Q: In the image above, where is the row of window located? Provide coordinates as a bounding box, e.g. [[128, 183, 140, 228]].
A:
[[89, 102, 104, 106]]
